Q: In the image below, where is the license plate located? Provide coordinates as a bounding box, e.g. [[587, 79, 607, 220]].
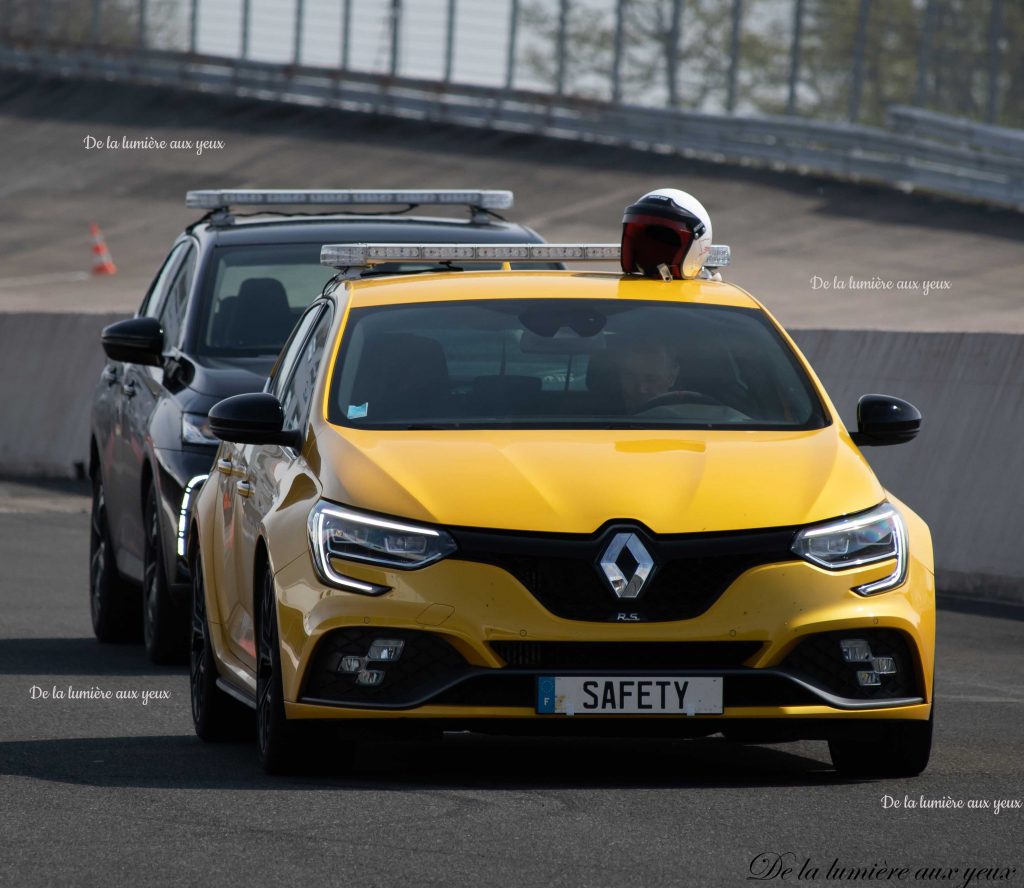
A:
[[536, 676, 723, 715]]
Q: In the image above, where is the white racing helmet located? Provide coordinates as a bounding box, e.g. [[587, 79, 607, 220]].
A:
[[620, 188, 713, 280]]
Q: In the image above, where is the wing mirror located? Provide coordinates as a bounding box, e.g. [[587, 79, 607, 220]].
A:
[[208, 393, 304, 449], [101, 317, 164, 366], [850, 394, 921, 446]]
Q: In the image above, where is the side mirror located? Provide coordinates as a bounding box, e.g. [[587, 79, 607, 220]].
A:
[[850, 394, 921, 447], [101, 317, 164, 366], [208, 393, 303, 449]]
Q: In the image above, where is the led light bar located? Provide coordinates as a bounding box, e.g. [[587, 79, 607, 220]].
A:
[[320, 242, 621, 268], [185, 189, 514, 211], [705, 244, 731, 268]]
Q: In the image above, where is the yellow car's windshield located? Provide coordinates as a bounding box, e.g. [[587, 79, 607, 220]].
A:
[[328, 299, 828, 430]]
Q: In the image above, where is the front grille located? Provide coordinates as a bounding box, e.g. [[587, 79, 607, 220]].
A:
[[490, 640, 763, 670], [450, 523, 796, 622], [782, 629, 920, 700], [301, 627, 469, 706]]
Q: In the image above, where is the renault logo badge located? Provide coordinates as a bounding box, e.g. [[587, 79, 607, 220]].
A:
[[599, 532, 654, 599]]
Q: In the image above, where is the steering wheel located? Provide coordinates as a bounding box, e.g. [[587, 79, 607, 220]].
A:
[[632, 390, 728, 414]]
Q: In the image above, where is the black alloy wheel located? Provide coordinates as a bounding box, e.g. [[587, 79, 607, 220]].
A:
[[90, 474, 140, 642], [190, 548, 252, 740], [256, 563, 303, 773], [143, 486, 188, 663]]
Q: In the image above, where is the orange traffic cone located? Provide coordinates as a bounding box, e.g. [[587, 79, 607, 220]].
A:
[[90, 223, 117, 275]]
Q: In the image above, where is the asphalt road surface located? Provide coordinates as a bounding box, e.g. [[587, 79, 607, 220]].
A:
[[0, 482, 1021, 888]]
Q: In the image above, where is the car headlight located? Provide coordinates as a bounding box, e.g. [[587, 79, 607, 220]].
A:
[[791, 503, 908, 596], [307, 501, 457, 595], [182, 412, 219, 446]]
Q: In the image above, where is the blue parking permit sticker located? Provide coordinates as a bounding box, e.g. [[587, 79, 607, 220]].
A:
[[537, 676, 556, 714], [347, 402, 368, 419]]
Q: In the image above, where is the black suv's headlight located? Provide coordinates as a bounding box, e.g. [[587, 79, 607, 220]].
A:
[[307, 501, 457, 595], [791, 503, 908, 596], [182, 412, 219, 446]]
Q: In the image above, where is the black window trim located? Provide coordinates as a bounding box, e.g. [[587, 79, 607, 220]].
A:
[[138, 239, 190, 320]]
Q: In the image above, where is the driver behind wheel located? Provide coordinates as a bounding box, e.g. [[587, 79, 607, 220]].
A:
[[588, 337, 695, 414]]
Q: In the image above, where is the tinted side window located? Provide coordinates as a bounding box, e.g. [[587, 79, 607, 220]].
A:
[[280, 305, 333, 432], [140, 241, 189, 319], [158, 246, 196, 349], [268, 304, 324, 401]]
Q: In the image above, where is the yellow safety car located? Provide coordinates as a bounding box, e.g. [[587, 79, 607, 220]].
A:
[[189, 239, 934, 776]]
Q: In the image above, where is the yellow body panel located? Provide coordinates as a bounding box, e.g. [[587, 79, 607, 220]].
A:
[[191, 268, 936, 730]]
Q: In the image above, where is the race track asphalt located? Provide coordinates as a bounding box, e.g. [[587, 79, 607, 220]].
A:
[[0, 481, 1021, 888]]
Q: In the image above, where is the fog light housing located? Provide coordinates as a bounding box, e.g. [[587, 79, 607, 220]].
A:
[[368, 639, 405, 662], [872, 656, 897, 675], [856, 670, 882, 687], [355, 670, 385, 687], [839, 638, 873, 663], [339, 656, 362, 673]]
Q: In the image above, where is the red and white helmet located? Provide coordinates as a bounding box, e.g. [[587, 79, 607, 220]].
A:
[[620, 188, 713, 280]]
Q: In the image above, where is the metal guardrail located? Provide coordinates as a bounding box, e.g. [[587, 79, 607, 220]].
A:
[[886, 106, 1024, 161], [2, 43, 1022, 212]]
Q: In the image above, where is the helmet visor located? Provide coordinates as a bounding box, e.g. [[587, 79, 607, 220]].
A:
[[620, 213, 695, 278]]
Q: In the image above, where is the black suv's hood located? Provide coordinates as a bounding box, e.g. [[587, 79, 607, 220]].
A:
[[185, 355, 276, 400]]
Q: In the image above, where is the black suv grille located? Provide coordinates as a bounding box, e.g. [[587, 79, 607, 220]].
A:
[[302, 627, 469, 706], [781, 629, 920, 700], [450, 523, 796, 622], [490, 640, 763, 669]]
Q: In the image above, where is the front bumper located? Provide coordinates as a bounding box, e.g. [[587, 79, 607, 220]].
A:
[[272, 537, 936, 729]]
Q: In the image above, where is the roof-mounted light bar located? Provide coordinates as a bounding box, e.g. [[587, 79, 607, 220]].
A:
[[705, 244, 731, 269], [320, 242, 620, 268], [320, 242, 731, 273], [185, 189, 514, 211]]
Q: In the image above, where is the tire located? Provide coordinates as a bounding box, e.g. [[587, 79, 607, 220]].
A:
[[190, 548, 253, 741], [829, 707, 933, 778], [89, 473, 140, 642], [143, 485, 188, 664], [256, 562, 304, 774]]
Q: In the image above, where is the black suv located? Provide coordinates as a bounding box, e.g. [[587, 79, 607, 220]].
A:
[[89, 189, 545, 662]]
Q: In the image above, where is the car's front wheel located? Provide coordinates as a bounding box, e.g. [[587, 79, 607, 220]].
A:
[[256, 561, 304, 773], [829, 708, 933, 778], [190, 547, 252, 741], [90, 474, 140, 642], [143, 486, 188, 663]]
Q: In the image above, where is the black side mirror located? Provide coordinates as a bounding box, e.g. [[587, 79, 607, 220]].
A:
[[101, 317, 164, 366], [850, 394, 921, 446], [209, 393, 303, 449]]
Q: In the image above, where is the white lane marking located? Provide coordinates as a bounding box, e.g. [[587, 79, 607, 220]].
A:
[[0, 271, 90, 289], [0, 497, 90, 514], [940, 694, 1024, 704]]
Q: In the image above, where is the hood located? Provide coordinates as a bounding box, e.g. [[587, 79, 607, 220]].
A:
[[185, 355, 276, 399], [314, 425, 884, 534]]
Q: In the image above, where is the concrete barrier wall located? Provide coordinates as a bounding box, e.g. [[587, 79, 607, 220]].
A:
[[0, 315, 1019, 602], [0, 312, 123, 478], [791, 329, 1024, 605]]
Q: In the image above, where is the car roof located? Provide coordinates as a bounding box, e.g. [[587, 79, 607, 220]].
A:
[[342, 270, 762, 311], [195, 214, 543, 247]]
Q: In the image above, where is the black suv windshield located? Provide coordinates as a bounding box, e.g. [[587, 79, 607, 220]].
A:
[[328, 299, 829, 430], [195, 244, 334, 357], [194, 244, 539, 357]]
